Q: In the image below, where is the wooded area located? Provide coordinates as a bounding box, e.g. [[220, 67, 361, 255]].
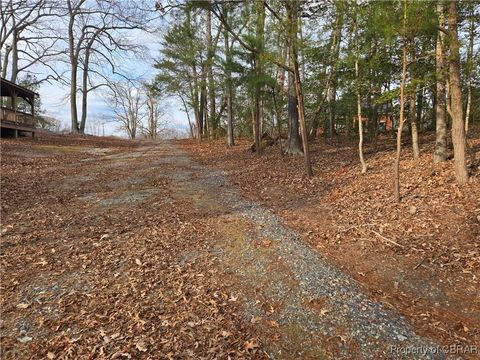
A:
[[1, 1, 480, 358], [153, 0, 479, 201], [2, 0, 479, 193]]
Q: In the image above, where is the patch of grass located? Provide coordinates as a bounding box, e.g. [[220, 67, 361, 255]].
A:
[[276, 323, 328, 360], [33, 144, 86, 154]]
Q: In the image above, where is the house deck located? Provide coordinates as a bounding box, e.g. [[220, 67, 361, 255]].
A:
[[1, 78, 37, 137]]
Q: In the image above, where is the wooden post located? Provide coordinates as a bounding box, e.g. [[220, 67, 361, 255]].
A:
[[11, 90, 17, 124]]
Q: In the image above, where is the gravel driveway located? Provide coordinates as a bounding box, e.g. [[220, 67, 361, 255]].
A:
[[159, 142, 446, 359]]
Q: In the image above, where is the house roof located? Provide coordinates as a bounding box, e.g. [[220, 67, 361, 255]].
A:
[[1, 77, 38, 99]]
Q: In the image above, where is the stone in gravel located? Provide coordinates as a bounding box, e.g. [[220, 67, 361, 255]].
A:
[[17, 335, 32, 343]]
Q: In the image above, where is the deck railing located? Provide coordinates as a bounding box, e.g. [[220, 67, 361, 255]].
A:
[[0, 107, 35, 128]]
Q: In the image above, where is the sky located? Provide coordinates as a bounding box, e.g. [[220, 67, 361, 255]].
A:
[[33, 29, 191, 138]]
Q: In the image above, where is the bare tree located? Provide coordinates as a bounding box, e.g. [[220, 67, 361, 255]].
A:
[[109, 81, 143, 139], [142, 85, 165, 140], [64, 0, 152, 133], [1, 0, 64, 83]]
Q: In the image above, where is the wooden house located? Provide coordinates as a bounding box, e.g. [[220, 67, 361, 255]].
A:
[[1, 77, 37, 137]]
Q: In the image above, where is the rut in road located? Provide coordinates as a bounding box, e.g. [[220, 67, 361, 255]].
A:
[[156, 142, 444, 359]]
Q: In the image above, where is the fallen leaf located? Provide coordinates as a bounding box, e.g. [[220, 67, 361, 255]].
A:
[[250, 315, 262, 324], [243, 339, 259, 351], [221, 330, 232, 338], [136, 341, 148, 352]]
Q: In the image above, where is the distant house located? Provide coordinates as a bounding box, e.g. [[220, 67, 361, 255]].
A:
[[0, 77, 37, 137]]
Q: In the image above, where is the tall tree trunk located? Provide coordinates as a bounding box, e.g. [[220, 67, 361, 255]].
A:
[[272, 88, 283, 154], [1, 45, 10, 78], [410, 89, 420, 159], [311, 6, 343, 139], [464, 3, 474, 134], [326, 7, 343, 139], [69, 62, 79, 132], [285, 68, 302, 155], [434, 2, 447, 163], [192, 64, 202, 141], [200, 69, 207, 138], [354, 8, 367, 174], [187, 8, 202, 142], [327, 87, 336, 139], [416, 88, 423, 131], [394, 0, 408, 203], [67, 2, 79, 133], [206, 5, 216, 139], [10, 30, 18, 83], [286, 0, 312, 177], [409, 38, 420, 160], [180, 95, 195, 139], [253, 0, 265, 155], [224, 14, 234, 147], [79, 46, 92, 134], [447, 0, 468, 184]]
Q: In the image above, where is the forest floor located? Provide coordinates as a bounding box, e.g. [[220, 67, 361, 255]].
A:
[[0, 131, 478, 359], [178, 128, 480, 357]]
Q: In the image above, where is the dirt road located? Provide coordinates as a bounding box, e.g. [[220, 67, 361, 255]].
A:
[[1, 140, 449, 358]]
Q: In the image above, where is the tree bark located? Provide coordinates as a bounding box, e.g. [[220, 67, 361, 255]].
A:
[[192, 65, 202, 141], [447, 0, 468, 184], [285, 68, 302, 155], [80, 39, 96, 134], [394, 0, 408, 203], [80, 57, 88, 134], [224, 12, 234, 147], [272, 88, 283, 154], [464, 3, 474, 134], [410, 89, 420, 159], [434, 2, 447, 163], [354, 7, 367, 174], [180, 95, 195, 139], [286, 0, 312, 177], [206, 5, 216, 139], [1, 45, 10, 78], [253, 0, 265, 155], [326, 6, 343, 139], [10, 30, 18, 83], [67, 1, 79, 133], [311, 5, 343, 139], [409, 38, 420, 160], [200, 66, 207, 138], [416, 89, 423, 131]]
